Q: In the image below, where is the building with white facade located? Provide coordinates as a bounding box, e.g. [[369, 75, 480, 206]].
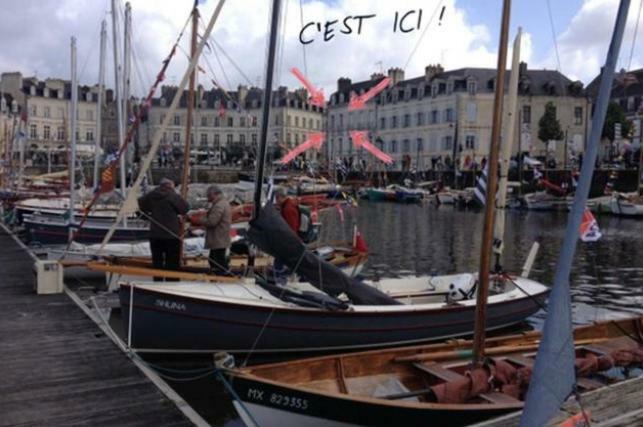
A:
[[326, 63, 589, 171]]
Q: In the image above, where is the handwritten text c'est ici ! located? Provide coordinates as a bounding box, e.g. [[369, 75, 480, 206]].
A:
[[299, 9, 424, 45]]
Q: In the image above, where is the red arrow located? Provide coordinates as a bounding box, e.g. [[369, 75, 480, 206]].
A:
[[350, 131, 393, 164], [348, 77, 391, 110], [291, 67, 325, 108], [280, 132, 326, 164]]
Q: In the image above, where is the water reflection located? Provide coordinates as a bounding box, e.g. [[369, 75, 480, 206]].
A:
[[319, 201, 643, 324]]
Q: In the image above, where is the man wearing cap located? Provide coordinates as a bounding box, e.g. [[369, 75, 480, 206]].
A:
[[138, 178, 190, 279], [192, 185, 231, 275]]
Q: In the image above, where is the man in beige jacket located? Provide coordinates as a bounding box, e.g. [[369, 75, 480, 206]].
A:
[[194, 185, 231, 275]]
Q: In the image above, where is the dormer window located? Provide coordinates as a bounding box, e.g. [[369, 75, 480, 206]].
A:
[[43, 88, 50, 98], [30, 86, 36, 96], [86, 92, 92, 102], [339, 93, 344, 103], [487, 79, 495, 90], [431, 83, 438, 97], [251, 99, 258, 108], [446, 81, 454, 95], [160, 98, 167, 107], [467, 80, 477, 96]]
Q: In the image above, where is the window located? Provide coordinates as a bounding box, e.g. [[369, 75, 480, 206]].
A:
[[295, 116, 299, 127], [391, 115, 398, 128], [443, 135, 453, 151], [287, 115, 292, 126], [339, 114, 344, 128], [574, 107, 583, 125], [57, 126, 65, 140], [86, 110, 93, 121], [201, 116, 208, 127], [380, 117, 386, 130], [445, 108, 454, 122], [252, 116, 258, 126], [403, 114, 411, 128], [390, 140, 397, 153], [468, 80, 477, 95], [316, 119, 320, 129], [627, 96, 635, 111], [403, 139, 410, 152], [43, 125, 50, 140], [160, 114, 165, 125], [308, 118, 313, 129], [240, 116, 246, 127], [240, 134, 245, 144], [44, 106, 50, 118], [416, 112, 424, 126], [30, 105, 37, 117], [431, 110, 438, 124], [467, 103, 477, 122], [86, 130, 94, 141], [214, 117, 220, 127], [416, 138, 423, 152], [252, 134, 257, 144], [29, 124, 37, 139], [522, 105, 531, 123], [227, 134, 233, 144], [214, 134, 220, 146], [200, 133, 208, 145], [330, 115, 336, 129], [465, 135, 476, 149], [227, 117, 233, 127], [287, 133, 292, 144], [174, 115, 180, 126], [295, 134, 300, 144]]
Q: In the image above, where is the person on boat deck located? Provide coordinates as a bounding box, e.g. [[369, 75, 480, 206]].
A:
[[273, 187, 301, 282], [137, 178, 189, 281], [192, 185, 231, 275]]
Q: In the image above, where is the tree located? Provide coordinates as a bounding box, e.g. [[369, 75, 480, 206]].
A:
[[538, 101, 564, 145], [602, 101, 632, 142]]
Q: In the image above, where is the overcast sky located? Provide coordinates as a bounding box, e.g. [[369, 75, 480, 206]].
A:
[[0, 0, 641, 96]]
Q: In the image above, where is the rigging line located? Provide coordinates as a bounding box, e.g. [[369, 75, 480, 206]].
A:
[[298, 0, 308, 76], [545, 0, 568, 97], [403, 0, 445, 71], [77, 25, 101, 85], [627, 0, 643, 70]]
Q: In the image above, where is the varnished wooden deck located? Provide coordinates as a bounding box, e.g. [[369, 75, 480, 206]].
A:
[[0, 229, 196, 426]]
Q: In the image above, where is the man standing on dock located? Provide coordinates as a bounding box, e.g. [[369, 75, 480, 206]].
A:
[[137, 178, 189, 280], [192, 185, 231, 275]]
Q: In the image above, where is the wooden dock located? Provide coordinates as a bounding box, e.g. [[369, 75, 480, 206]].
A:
[[0, 228, 200, 426], [473, 375, 643, 426]]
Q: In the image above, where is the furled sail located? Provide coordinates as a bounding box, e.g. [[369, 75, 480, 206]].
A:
[[247, 204, 400, 306]]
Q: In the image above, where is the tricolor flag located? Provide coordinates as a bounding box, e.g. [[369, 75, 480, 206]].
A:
[[579, 208, 602, 242]]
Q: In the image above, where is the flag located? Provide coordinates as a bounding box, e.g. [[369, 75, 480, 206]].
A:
[[580, 208, 602, 242], [352, 226, 368, 253], [100, 165, 115, 193], [218, 102, 226, 118], [533, 167, 543, 181], [473, 166, 488, 206]]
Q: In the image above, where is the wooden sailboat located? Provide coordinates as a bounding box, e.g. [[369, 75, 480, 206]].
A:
[[221, 1, 643, 426]]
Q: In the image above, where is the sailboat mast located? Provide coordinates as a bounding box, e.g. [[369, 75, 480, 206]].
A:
[[95, 20, 107, 188], [111, 0, 126, 197], [472, 0, 511, 365], [253, 0, 282, 219], [521, 2, 631, 425], [181, 1, 199, 199], [69, 36, 79, 240], [493, 27, 522, 269], [123, 2, 132, 178]]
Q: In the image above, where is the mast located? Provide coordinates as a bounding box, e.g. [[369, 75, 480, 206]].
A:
[[69, 36, 79, 240], [111, 0, 126, 197], [493, 27, 522, 270], [181, 1, 199, 199], [253, 0, 282, 219], [123, 2, 132, 178], [95, 20, 107, 188], [521, 1, 631, 426], [471, 0, 511, 365]]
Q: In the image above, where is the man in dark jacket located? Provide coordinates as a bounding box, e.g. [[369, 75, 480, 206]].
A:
[[138, 178, 189, 279]]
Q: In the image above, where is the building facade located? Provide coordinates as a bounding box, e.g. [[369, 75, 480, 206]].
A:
[[140, 85, 324, 166], [326, 63, 589, 171]]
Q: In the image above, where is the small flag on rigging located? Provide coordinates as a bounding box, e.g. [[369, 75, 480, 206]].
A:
[[579, 208, 602, 242]]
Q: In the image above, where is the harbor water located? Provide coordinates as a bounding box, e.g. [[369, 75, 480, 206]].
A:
[[145, 201, 643, 426]]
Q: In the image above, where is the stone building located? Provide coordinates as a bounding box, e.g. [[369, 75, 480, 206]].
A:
[[326, 63, 589, 171], [139, 84, 324, 166]]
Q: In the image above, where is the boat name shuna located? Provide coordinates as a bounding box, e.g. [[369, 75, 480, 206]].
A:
[[154, 299, 186, 312]]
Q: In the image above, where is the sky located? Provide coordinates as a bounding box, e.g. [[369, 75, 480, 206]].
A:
[[0, 0, 641, 97]]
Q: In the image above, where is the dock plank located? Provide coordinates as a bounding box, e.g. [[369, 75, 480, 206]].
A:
[[0, 230, 194, 426]]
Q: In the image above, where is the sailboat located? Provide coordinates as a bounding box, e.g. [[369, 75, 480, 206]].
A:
[[115, 0, 547, 354], [220, 1, 643, 426]]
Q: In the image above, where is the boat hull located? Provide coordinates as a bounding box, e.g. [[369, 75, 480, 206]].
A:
[[610, 198, 643, 217], [118, 283, 547, 353], [24, 218, 148, 244], [230, 376, 516, 427]]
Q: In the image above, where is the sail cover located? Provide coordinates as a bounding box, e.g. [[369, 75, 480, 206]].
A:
[[247, 204, 400, 305]]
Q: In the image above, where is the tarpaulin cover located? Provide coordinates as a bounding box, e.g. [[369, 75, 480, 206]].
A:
[[247, 204, 401, 305]]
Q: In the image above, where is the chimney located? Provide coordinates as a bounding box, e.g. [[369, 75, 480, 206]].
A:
[[237, 84, 248, 104], [337, 77, 352, 93], [370, 72, 384, 81], [519, 61, 528, 76], [424, 64, 444, 82], [387, 67, 405, 86]]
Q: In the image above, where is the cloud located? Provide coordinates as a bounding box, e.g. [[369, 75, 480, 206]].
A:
[[535, 0, 643, 83], [0, 0, 532, 97]]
